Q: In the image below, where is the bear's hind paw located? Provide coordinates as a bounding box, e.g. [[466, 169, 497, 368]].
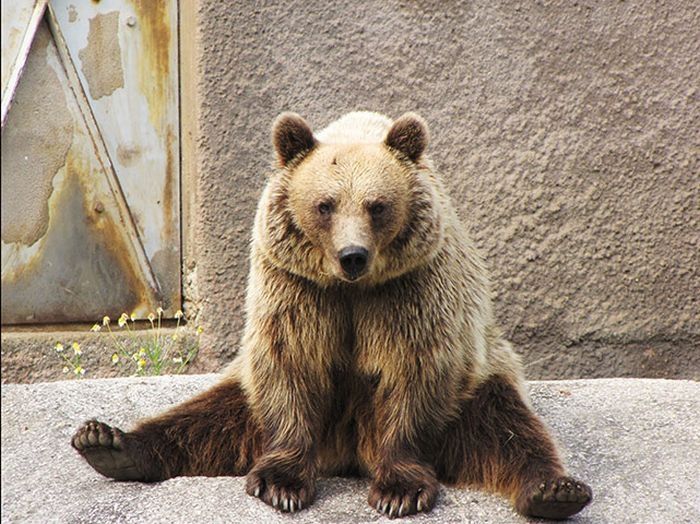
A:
[[522, 476, 592, 520], [71, 420, 144, 481]]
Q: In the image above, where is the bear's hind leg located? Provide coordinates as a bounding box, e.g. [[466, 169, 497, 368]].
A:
[[436, 375, 592, 520], [71, 379, 262, 481]]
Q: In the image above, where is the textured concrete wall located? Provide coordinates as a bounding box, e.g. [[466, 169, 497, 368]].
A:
[[187, 1, 699, 379]]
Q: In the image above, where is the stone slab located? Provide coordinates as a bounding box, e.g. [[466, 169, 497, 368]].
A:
[[2, 374, 699, 523]]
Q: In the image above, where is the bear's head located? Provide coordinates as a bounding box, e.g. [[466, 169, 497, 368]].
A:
[[258, 111, 445, 287]]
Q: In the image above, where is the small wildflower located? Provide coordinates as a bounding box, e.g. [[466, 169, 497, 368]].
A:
[[147, 313, 155, 322], [132, 352, 139, 361], [172, 356, 183, 364], [172, 334, 179, 341], [62, 366, 69, 374], [111, 353, 119, 364], [137, 358, 147, 369], [138, 347, 147, 356], [72, 342, 82, 355], [118, 313, 128, 328], [174, 310, 184, 319], [90, 323, 101, 332], [55, 342, 64, 353], [102, 316, 110, 326], [196, 326, 203, 335], [74, 366, 85, 376], [130, 313, 136, 322], [156, 307, 164, 316]]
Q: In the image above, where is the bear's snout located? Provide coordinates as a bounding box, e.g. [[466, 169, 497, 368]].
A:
[[338, 246, 369, 281]]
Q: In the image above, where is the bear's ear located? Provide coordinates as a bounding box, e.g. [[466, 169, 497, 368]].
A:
[[385, 112, 429, 162], [272, 112, 317, 167]]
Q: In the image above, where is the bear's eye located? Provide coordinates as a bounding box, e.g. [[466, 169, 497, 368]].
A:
[[317, 202, 333, 216], [369, 202, 386, 217]]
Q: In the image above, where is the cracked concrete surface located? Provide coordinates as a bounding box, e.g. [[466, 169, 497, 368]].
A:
[[2, 374, 699, 523]]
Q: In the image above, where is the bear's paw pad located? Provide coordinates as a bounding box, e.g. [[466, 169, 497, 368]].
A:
[[368, 479, 438, 518], [525, 476, 592, 519], [245, 467, 314, 513], [71, 420, 143, 481]]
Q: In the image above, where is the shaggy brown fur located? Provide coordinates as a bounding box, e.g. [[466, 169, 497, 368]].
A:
[[72, 111, 591, 519]]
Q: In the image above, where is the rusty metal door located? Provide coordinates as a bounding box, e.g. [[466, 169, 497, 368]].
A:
[[1, 0, 180, 324]]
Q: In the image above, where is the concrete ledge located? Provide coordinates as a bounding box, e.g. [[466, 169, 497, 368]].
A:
[[2, 375, 698, 523]]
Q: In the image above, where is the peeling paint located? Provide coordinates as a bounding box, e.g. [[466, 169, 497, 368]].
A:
[[130, 0, 171, 126], [78, 11, 124, 99], [50, 0, 181, 315], [1, 23, 72, 246], [116, 143, 142, 166], [3, 1, 180, 323], [1, 18, 160, 324], [1, 167, 151, 323]]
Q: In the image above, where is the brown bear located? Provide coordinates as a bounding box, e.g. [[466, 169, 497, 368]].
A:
[[71, 111, 592, 519]]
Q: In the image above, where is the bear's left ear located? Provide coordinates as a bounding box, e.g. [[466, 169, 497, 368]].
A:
[[272, 112, 317, 167], [385, 112, 429, 162]]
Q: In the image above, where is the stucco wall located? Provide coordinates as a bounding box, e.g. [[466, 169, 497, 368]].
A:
[[186, 1, 699, 379]]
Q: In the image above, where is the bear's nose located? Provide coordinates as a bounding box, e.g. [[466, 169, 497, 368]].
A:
[[338, 246, 369, 280]]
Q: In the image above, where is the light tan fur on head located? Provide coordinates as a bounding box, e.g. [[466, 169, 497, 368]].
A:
[[261, 111, 444, 286]]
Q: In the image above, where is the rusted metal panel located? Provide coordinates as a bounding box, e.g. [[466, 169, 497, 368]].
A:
[[1, 20, 162, 324], [1, 0, 47, 125], [50, 0, 181, 313], [1, 1, 181, 324]]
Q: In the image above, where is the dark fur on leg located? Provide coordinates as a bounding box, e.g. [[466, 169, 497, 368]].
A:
[[72, 379, 262, 481], [436, 375, 592, 519]]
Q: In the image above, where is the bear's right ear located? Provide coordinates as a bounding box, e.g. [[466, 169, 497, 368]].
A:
[[385, 112, 429, 162], [272, 112, 317, 167]]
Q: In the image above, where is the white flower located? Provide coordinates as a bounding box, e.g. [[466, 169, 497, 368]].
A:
[[72, 342, 82, 355], [172, 356, 183, 364], [90, 324, 101, 332], [55, 343, 64, 353], [102, 316, 110, 326]]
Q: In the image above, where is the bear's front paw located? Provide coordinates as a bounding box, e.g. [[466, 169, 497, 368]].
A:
[[368, 472, 439, 518], [520, 476, 592, 519], [245, 460, 315, 513]]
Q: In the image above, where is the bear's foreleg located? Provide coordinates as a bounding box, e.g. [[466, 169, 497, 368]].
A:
[[358, 360, 455, 518], [435, 374, 592, 519], [71, 379, 261, 481], [243, 261, 347, 512]]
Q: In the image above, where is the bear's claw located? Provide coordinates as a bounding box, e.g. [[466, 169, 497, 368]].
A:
[[245, 464, 314, 513], [369, 481, 438, 518]]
